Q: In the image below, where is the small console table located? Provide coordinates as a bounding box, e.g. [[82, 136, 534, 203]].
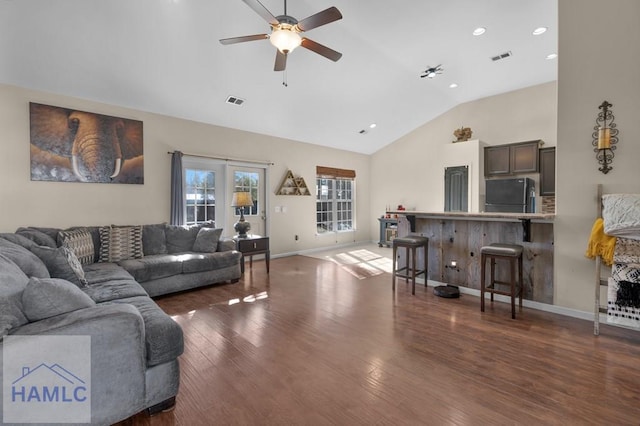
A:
[[378, 217, 398, 247], [234, 235, 270, 274]]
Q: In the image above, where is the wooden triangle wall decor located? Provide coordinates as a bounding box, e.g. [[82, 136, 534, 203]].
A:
[[276, 170, 311, 195]]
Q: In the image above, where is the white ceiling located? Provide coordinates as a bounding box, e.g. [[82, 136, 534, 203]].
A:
[[0, 0, 557, 155]]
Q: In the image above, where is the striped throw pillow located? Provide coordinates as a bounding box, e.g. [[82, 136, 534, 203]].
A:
[[98, 225, 144, 263], [58, 228, 95, 265]]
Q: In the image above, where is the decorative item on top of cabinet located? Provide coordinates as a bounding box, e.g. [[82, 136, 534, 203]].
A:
[[276, 170, 311, 195], [453, 126, 473, 142], [484, 140, 542, 176]]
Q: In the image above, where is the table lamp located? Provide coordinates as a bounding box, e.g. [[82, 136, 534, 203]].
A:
[[231, 191, 253, 238]]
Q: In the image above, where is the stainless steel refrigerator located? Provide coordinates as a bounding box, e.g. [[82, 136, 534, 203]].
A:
[[485, 178, 535, 213]]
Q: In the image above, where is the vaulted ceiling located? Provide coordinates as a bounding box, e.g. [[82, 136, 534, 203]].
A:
[[0, 0, 557, 154]]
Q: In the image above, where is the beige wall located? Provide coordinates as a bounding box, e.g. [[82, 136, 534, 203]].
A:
[[370, 81, 557, 224], [555, 0, 640, 311], [0, 84, 371, 256]]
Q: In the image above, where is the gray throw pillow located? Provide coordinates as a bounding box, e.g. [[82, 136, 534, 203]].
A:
[[58, 228, 95, 265], [0, 238, 50, 278], [142, 223, 167, 255], [165, 224, 201, 253], [30, 246, 88, 288], [192, 228, 223, 253], [15, 227, 58, 248], [22, 277, 95, 322]]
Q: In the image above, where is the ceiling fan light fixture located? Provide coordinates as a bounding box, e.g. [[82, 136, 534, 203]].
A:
[[270, 26, 302, 53]]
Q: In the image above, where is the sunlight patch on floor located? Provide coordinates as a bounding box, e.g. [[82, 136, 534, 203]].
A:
[[320, 248, 393, 279]]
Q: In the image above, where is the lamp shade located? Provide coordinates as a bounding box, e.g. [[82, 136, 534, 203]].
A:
[[231, 191, 253, 207], [270, 28, 302, 53]]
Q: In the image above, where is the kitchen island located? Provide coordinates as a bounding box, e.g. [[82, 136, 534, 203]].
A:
[[388, 211, 554, 304]]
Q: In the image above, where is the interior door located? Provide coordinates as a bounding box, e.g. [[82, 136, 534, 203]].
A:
[[444, 165, 469, 212], [227, 166, 267, 237]]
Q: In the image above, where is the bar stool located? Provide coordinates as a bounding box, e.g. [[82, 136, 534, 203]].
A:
[[480, 243, 524, 319], [392, 236, 429, 295]]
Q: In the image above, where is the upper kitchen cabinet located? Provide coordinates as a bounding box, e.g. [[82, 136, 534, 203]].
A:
[[484, 140, 541, 176], [539, 147, 556, 196]]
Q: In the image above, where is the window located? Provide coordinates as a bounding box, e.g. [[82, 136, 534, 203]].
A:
[[233, 170, 259, 217], [185, 168, 215, 225], [316, 166, 356, 234]]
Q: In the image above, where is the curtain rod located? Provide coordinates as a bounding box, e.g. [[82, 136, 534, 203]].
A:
[[167, 151, 274, 166]]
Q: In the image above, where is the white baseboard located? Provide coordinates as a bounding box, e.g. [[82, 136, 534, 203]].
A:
[[419, 278, 596, 321], [272, 240, 374, 260]]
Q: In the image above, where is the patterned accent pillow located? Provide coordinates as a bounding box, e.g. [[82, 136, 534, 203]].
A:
[[58, 228, 95, 265], [30, 246, 88, 288], [98, 225, 144, 263]]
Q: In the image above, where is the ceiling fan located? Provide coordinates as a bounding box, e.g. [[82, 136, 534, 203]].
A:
[[220, 0, 343, 71], [421, 65, 443, 79]]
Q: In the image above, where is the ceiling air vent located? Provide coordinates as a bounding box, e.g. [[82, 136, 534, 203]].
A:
[[491, 51, 513, 62], [225, 96, 245, 106]]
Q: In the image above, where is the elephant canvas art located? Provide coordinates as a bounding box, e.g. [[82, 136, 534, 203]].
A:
[[30, 103, 144, 184]]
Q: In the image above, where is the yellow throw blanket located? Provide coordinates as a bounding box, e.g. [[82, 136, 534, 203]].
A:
[[585, 218, 616, 265]]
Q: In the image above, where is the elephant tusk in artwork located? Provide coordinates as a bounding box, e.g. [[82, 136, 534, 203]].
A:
[[71, 154, 86, 182], [110, 158, 122, 179]]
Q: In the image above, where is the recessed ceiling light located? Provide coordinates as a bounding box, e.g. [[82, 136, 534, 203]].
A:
[[449, 83, 458, 88], [532, 27, 548, 35], [369, 123, 377, 129], [472, 27, 486, 36], [546, 53, 558, 60]]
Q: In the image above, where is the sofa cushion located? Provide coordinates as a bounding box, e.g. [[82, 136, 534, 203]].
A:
[[0, 254, 30, 337], [0, 233, 38, 250], [117, 254, 184, 283], [181, 251, 242, 274], [192, 227, 223, 253], [22, 277, 95, 322], [15, 227, 58, 248], [58, 228, 95, 265], [142, 223, 167, 255], [0, 238, 50, 278], [105, 296, 184, 367], [165, 221, 214, 254], [99, 225, 144, 262], [82, 263, 148, 303], [30, 245, 88, 288], [165, 224, 200, 254]]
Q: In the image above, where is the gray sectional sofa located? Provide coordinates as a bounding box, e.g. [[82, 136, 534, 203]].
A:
[[0, 222, 242, 425]]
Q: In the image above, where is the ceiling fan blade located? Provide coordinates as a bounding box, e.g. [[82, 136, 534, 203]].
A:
[[242, 0, 279, 26], [296, 6, 342, 32], [274, 50, 287, 71], [219, 34, 269, 45], [301, 38, 342, 62]]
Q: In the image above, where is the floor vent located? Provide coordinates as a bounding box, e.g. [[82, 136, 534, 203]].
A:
[[226, 96, 245, 106], [491, 51, 513, 62]]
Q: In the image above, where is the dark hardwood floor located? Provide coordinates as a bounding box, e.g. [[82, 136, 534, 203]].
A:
[[120, 255, 640, 425]]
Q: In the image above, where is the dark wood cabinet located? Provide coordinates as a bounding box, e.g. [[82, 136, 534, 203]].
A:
[[510, 141, 539, 173], [484, 146, 511, 176], [539, 147, 556, 196], [484, 140, 540, 176]]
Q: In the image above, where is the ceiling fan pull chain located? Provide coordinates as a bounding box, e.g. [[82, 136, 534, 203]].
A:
[[284, 0, 287, 15], [282, 69, 288, 87]]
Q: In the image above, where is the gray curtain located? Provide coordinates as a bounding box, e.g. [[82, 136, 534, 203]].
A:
[[170, 151, 184, 225]]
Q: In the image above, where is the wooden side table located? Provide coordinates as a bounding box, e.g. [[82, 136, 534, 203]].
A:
[[234, 235, 270, 274]]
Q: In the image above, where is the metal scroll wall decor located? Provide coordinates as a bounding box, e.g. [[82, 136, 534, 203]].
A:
[[592, 100, 619, 174]]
